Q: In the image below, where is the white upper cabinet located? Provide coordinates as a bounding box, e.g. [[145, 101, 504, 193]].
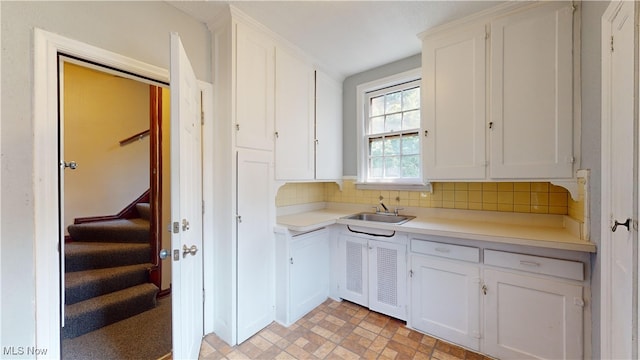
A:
[[315, 71, 343, 180], [421, 2, 577, 181], [423, 23, 487, 180], [274, 47, 315, 180], [489, 3, 574, 179], [235, 21, 275, 151], [274, 51, 343, 181]]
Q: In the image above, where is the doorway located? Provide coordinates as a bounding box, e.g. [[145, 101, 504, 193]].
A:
[[59, 58, 173, 358], [33, 29, 214, 359]]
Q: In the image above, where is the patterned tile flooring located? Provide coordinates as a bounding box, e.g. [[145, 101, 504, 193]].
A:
[[198, 299, 491, 360]]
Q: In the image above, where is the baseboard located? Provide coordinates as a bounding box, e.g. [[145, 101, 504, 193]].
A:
[[73, 189, 150, 224], [158, 285, 171, 298]]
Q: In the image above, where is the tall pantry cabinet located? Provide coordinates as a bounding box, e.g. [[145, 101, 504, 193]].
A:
[[209, 7, 343, 346], [210, 9, 276, 345]]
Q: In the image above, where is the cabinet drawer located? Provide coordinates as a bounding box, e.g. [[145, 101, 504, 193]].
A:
[[410, 239, 480, 263], [484, 250, 584, 281]]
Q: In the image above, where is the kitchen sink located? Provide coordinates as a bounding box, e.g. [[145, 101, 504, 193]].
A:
[[342, 212, 415, 224]]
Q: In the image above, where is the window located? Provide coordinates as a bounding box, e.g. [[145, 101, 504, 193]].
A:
[[356, 69, 427, 190]]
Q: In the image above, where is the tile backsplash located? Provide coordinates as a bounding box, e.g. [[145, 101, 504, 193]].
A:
[[276, 179, 586, 222]]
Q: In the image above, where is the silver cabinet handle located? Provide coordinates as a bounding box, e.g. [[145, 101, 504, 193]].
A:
[[182, 244, 198, 258], [519, 260, 540, 267]]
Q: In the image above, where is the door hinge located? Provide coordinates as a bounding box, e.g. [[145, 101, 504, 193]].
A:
[[236, 123, 240, 131], [409, 269, 414, 278], [202, 200, 205, 214], [203, 289, 206, 303], [485, 31, 489, 40], [201, 111, 205, 125], [482, 284, 488, 295], [611, 36, 614, 53]]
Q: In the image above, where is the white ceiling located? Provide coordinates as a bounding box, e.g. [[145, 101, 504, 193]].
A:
[[169, 1, 504, 79]]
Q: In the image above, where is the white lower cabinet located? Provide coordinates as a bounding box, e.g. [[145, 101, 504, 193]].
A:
[[483, 269, 584, 360], [408, 238, 586, 359], [338, 230, 407, 320], [410, 254, 481, 350], [276, 227, 330, 326]]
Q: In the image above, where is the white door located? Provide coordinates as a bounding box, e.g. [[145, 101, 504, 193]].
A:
[[338, 234, 369, 307], [483, 269, 583, 360], [235, 22, 275, 151], [290, 229, 330, 321], [315, 70, 343, 180], [422, 23, 486, 180], [601, 1, 636, 358], [489, 2, 574, 179], [236, 150, 274, 343], [274, 46, 315, 180], [170, 32, 203, 359], [368, 239, 407, 321], [410, 255, 480, 350]]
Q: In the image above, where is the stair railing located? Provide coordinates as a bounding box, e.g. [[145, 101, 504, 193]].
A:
[[119, 129, 150, 146]]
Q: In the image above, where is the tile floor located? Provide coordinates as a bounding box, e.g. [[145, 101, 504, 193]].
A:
[[199, 299, 491, 360]]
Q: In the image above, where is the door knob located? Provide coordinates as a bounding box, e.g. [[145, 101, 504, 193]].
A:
[[159, 248, 169, 260], [61, 161, 78, 170], [182, 244, 198, 258], [612, 218, 631, 232]]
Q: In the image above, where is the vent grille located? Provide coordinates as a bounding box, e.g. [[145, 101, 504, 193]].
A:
[[376, 247, 397, 306], [346, 241, 363, 294]]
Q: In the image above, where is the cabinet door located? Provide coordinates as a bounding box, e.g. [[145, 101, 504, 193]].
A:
[[235, 22, 275, 151], [237, 150, 274, 343], [423, 24, 487, 180], [290, 229, 330, 321], [315, 70, 343, 180], [483, 269, 583, 359], [369, 240, 407, 321], [489, 3, 574, 178], [338, 234, 368, 307], [274, 47, 315, 180], [410, 255, 480, 350]]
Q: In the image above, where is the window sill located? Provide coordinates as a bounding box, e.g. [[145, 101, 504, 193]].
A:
[[355, 182, 432, 192]]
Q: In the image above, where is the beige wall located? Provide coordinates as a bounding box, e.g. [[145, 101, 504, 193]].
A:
[[63, 62, 150, 232], [1, 1, 211, 349]]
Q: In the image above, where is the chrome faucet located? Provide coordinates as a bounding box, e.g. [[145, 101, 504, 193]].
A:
[[379, 200, 389, 213]]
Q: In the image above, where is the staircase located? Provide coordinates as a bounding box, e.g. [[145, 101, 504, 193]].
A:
[[63, 203, 159, 339]]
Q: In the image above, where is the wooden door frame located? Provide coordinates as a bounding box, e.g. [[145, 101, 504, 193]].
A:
[[150, 85, 164, 293]]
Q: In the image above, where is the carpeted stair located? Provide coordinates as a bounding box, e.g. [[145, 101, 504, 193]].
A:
[[63, 203, 159, 339]]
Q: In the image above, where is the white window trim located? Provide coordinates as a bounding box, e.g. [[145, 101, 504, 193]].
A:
[[355, 67, 431, 191]]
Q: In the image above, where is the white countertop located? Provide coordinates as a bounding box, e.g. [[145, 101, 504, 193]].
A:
[[276, 204, 596, 253]]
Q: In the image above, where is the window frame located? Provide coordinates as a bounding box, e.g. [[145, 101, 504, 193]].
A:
[[356, 68, 430, 191]]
